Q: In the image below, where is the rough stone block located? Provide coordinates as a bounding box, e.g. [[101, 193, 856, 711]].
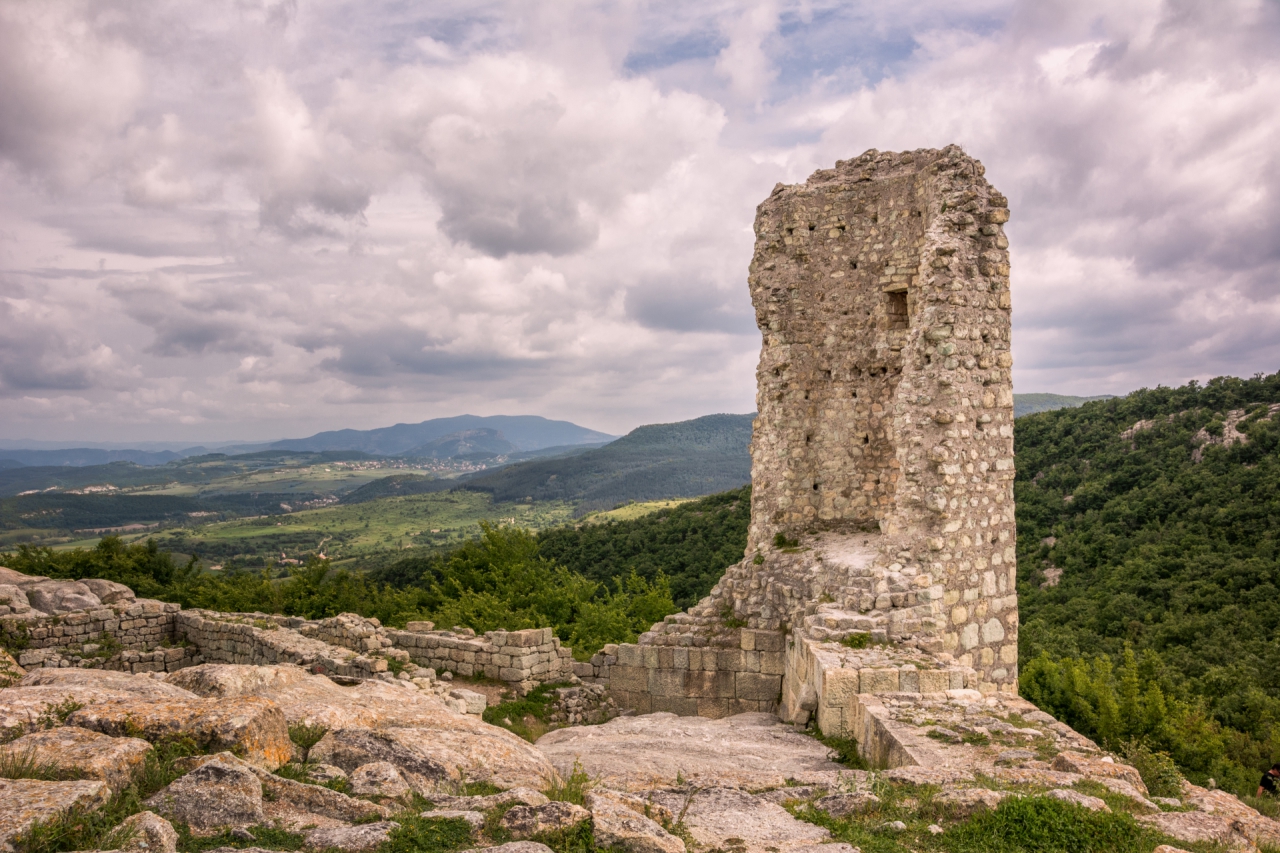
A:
[[736, 672, 782, 702], [858, 669, 900, 694]]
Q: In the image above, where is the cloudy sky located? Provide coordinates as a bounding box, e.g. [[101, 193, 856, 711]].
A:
[[1, 0, 1277, 443]]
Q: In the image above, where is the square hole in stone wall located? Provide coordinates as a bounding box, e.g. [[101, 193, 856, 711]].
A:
[[887, 290, 909, 329]]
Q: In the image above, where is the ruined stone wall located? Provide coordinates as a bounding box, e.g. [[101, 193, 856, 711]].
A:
[[610, 146, 1018, 710]]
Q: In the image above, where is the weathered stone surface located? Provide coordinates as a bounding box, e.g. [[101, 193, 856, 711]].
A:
[[0, 778, 111, 853], [646, 788, 837, 853], [1151, 846, 1193, 853], [0, 671, 198, 731], [0, 726, 151, 792], [111, 811, 179, 853], [536, 712, 843, 790], [882, 766, 973, 786], [1045, 789, 1109, 812], [80, 579, 136, 606], [19, 668, 197, 699], [462, 844, 553, 853], [25, 581, 102, 614], [428, 810, 485, 832], [499, 802, 590, 839], [425, 788, 550, 811], [310, 728, 454, 792], [1137, 812, 1238, 846], [145, 757, 264, 831], [176, 752, 389, 823], [303, 821, 399, 851], [934, 788, 1010, 816], [68, 696, 291, 770], [1050, 752, 1146, 793], [349, 761, 411, 799], [0, 567, 50, 588], [307, 764, 348, 786], [814, 793, 881, 818], [169, 664, 555, 788], [585, 792, 684, 853], [0, 585, 31, 614], [449, 689, 487, 715]]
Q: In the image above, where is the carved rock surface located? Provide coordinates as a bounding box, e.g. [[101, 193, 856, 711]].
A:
[[499, 802, 590, 839], [303, 821, 399, 851], [169, 664, 555, 788], [462, 844, 553, 853], [0, 726, 151, 792], [646, 788, 839, 853], [68, 696, 292, 770], [145, 757, 264, 831], [19, 668, 197, 699], [584, 791, 685, 853], [536, 712, 843, 790], [0, 778, 111, 853]]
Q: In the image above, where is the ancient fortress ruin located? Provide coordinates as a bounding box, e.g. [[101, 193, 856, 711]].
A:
[[1, 145, 1016, 763], [600, 145, 1019, 739]]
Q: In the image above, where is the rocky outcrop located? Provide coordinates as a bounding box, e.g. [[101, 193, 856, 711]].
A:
[[499, 802, 590, 839], [171, 664, 556, 788], [584, 791, 685, 853], [67, 695, 293, 770], [0, 778, 112, 852], [0, 726, 151, 792], [145, 756, 264, 831]]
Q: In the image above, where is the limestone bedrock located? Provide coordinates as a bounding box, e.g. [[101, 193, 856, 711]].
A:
[[606, 146, 1018, 721]]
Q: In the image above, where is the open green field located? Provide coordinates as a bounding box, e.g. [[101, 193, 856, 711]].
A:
[[125, 462, 424, 497], [134, 492, 575, 567]]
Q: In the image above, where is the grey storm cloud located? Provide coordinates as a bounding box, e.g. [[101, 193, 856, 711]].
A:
[[0, 0, 1278, 442]]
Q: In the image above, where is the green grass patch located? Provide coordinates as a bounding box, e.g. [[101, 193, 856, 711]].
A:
[[176, 824, 304, 853], [0, 749, 85, 782], [544, 760, 592, 806], [482, 682, 571, 742], [810, 729, 871, 770], [839, 633, 871, 649], [380, 815, 475, 853], [286, 722, 328, 759]]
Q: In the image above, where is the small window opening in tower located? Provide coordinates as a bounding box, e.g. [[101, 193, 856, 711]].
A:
[[887, 290, 908, 329]]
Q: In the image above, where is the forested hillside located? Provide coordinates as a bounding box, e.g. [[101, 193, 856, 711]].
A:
[[1016, 372, 1280, 796], [458, 413, 753, 515]]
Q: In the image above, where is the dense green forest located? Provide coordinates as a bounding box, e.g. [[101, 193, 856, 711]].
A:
[[1015, 372, 1280, 796], [1, 528, 675, 659]]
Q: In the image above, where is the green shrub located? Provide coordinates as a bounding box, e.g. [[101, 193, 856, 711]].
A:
[[380, 815, 475, 853], [940, 795, 1156, 853], [544, 760, 592, 806], [1120, 741, 1184, 799], [286, 722, 328, 759]]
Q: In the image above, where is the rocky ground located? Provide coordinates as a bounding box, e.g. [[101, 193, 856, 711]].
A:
[[4, 567, 1280, 853]]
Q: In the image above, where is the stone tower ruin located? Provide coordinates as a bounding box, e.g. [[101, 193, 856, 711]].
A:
[[600, 146, 1017, 733]]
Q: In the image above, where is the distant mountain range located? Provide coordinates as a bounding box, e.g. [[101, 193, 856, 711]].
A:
[[255, 415, 615, 455], [0, 397, 1108, 471]]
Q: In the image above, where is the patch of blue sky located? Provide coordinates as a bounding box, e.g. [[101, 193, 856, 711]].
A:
[[623, 28, 729, 75]]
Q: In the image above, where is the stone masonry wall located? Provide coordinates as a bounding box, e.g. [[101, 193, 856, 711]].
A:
[[3, 601, 200, 674], [608, 146, 1018, 714], [385, 625, 572, 695]]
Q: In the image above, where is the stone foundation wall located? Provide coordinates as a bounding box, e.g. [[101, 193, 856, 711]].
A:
[[386, 626, 572, 695], [3, 601, 196, 673], [606, 629, 786, 717], [175, 611, 389, 680]]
